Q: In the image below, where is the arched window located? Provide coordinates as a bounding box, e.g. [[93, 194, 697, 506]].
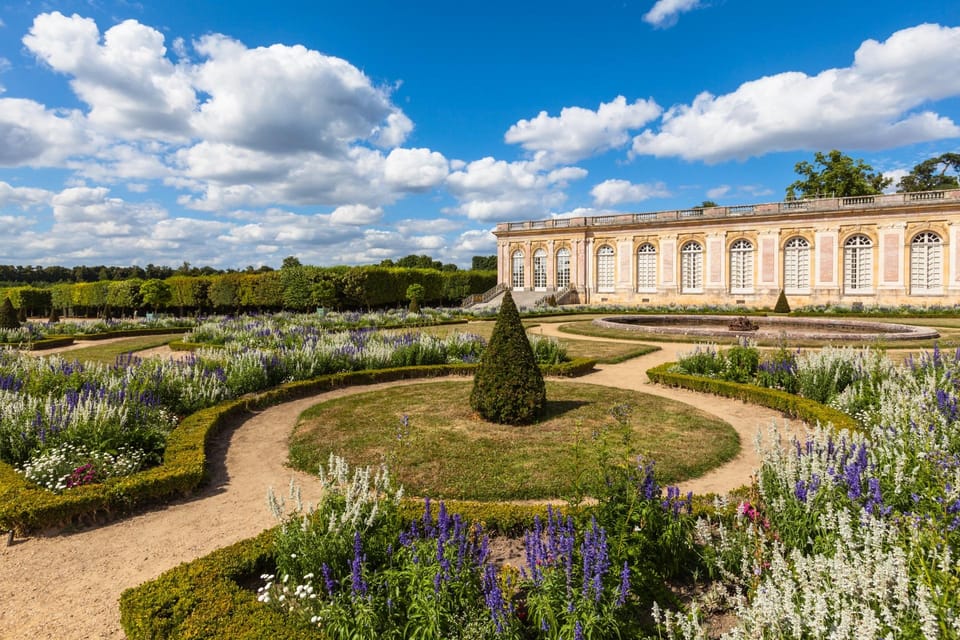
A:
[[911, 232, 942, 293], [556, 247, 571, 289], [843, 235, 873, 293], [597, 245, 615, 292], [783, 237, 810, 293], [533, 249, 547, 290], [681, 241, 703, 293], [637, 243, 657, 291], [729, 239, 754, 292], [511, 250, 524, 290]]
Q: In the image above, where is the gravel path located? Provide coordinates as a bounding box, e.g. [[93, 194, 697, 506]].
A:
[[0, 326, 796, 639]]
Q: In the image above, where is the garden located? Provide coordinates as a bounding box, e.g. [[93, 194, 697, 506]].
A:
[[122, 320, 960, 639], [3, 299, 960, 639]]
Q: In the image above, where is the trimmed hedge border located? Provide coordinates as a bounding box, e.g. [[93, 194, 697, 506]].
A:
[[645, 362, 860, 434], [6, 336, 75, 350], [0, 358, 595, 535], [69, 327, 191, 341]]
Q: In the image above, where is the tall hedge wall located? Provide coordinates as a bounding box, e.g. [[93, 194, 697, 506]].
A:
[[2, 267, 497, 317]]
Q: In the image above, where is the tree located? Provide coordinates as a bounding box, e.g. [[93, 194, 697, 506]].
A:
[[469, 290, 546, 425], [471, 255, 498, 271], [698, 200, 718, 208], [281, 255, 302, 269], [140, 279, 171, 313], [897, 153, 960, 192], [405, 283, 425, 313], [786, 150, 892, 200]]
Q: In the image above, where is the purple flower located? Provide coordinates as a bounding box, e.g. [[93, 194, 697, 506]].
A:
[[351, 532, 367, 596]]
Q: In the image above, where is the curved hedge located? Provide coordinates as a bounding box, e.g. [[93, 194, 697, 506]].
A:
[[645, 362, 860, 434], [0, 356, 596, 535]]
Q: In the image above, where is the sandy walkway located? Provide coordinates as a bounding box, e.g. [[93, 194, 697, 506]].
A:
[[0, 326, 796, 639]]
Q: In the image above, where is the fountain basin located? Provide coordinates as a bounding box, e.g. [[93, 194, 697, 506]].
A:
[[592, 314, 939, 342]]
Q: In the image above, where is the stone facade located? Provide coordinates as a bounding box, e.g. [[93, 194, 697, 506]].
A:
[[493, 190, 960, 308]]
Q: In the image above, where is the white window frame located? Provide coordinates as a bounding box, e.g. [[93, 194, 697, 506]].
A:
[[511, 250, 525, 290], [910, 232, 942, 294], [596, 245, 615, 293], [680, 241, 703, 293], [843, 235, 873, 293], [783, 236, 811, 293], [533, 249, 547, 290], [729, 239, 754, 293], [637, 243, 657, 292], [555, 248, 571, 289]]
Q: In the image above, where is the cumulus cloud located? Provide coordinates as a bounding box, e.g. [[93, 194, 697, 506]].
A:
[[590, 179, 670, 206], [643, 0, 703, 28], [191, 34, 409, 153], [24, 12, 196, 139], [445, 157, 588, 221], [632, 23, 960, 162], [330, 204, 383, 225], [0, 98, 89, 166], [0, 181, 52, 208], [384, 148, 449, 190], [505, 96, 661, 165]]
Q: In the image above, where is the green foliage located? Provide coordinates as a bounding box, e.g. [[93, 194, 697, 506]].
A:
[[139, 279, 172, 312], [470, 290, 546, 425], [0, 298, 18, 329], [471, 255, 497, 271], [786, 150, 892, 200], [897, 153, 960, 192], [646, 363, 859, 434], [774, 289, 791, 314], [406, 283, 425, 313]]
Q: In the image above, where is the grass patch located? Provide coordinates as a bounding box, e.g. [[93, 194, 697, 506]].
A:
[[288, 380, 738, 501], [55, 335, 178, 365]]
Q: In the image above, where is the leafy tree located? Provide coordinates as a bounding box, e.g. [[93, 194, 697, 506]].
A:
[[281, 266, 314, 311], [470, 290, 546, 425], [698, 200, 718, 208], [281, 255, 302, 269], [786, 150, 892, 200], [140, 279, 172, 313], [0, 297, 19, 329], [471, 255, 498, 271], [311, 278, 339, 310], [405, 283, 425, 313], [897, 153, 960, 192]]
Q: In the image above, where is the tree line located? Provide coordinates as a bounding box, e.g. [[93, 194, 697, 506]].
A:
[[0, 254, 498, 287], [785, 150, 960, 200], [0, 264, 498, 318]]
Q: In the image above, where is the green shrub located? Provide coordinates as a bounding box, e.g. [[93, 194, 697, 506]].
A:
[[0, 298, 18, 330], [470, 290, 546, 425], [774, 289, 791, 313]]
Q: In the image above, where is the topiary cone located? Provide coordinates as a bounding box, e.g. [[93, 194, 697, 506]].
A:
[[470, 289, 546, 425]]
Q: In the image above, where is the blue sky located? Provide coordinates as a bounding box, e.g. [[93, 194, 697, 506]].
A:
[[0, 0, 958, 269]]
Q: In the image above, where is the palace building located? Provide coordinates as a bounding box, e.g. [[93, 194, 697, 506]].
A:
[[491, 189, 960, 308]]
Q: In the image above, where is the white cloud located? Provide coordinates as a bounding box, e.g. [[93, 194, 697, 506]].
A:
[[0, 181, 52, 208], [384, 148, 449, 190], [24, 12, 196, 139], [330, 204, 383, 225], [452, 228, 496, 253], [445, 157, 587, 221], [706, 185, 730, 200], [632, 23, 960, 163], [505, 96, 661, 165], [643, 0, 703, 28], [191, 34, 408, 153], [0, 98, 89, 166], [590, 179, 670, 206]]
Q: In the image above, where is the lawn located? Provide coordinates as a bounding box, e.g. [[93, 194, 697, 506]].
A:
[[288, 379, 738, 501]]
